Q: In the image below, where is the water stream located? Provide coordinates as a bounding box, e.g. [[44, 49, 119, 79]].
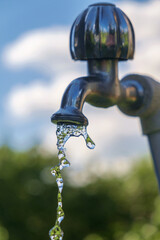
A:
[[49, 124, 95, 240]]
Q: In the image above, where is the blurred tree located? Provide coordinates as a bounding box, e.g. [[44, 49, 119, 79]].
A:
[[0, 146, 159, 240]]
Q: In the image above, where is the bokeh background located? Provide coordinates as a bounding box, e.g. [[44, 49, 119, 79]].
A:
[[0, 0, 160, 239]]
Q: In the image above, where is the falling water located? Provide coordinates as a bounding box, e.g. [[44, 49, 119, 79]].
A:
[[49, 124, 95, 240]]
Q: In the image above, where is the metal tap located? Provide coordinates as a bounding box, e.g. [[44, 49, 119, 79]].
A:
[[51, 3, 160, 189]]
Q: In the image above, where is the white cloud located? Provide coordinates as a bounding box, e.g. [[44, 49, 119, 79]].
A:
[[119, 0, 160, 79], [3, 27, 79, 74], [6, 71, 81, 118]]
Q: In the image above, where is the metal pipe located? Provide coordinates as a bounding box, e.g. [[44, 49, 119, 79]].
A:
[[148, 132, 160, 189], [51, 60, 141, 126], [51, 60, 121, 126], [119, 74, 160, 189]]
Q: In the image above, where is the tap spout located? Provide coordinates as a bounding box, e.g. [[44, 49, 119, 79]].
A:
[[51, 60, 137, 125]]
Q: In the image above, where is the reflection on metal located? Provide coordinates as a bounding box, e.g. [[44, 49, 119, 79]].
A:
[[51, 3, 160, 189], [70, 3, 135, 60]]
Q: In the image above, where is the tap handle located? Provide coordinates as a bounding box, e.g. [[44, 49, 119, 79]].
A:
[[70, 3, 135, 61]]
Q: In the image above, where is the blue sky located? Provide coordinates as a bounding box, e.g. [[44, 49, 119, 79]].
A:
[[0, 0, 160, 177]]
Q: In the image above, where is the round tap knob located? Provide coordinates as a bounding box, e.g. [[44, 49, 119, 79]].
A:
[[70, 2, 135, 61]]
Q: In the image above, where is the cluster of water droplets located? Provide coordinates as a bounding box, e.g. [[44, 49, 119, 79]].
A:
[[49, 124, 95, 240]]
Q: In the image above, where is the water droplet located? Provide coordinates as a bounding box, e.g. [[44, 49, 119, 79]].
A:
[[58, 150, 65, 160], [60, 159, 70, 170], [56, 178, 63, 193], [57, 205, 64, 224], [85, 135, 95, 149], [51, 166, 61, 178], [49, 224, 64, 240], [49, 123, 95, 240]]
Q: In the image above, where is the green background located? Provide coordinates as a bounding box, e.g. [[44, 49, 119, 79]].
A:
[[0, 146, 160, 240]]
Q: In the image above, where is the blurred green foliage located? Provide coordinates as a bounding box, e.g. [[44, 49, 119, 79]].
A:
[[0, 146, 160, 240]]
